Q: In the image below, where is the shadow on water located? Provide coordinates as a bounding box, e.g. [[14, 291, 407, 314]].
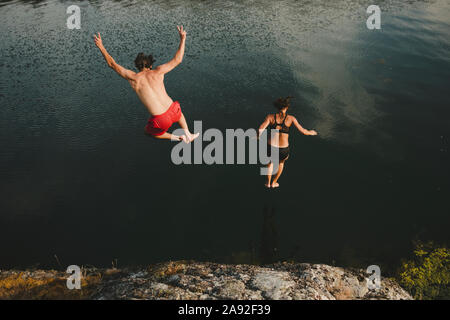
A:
[[215, 202, 280, 266], [260, 205, 279, 265]]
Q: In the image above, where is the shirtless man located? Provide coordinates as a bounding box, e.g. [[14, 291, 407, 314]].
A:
[[94, 26, 199, 143]]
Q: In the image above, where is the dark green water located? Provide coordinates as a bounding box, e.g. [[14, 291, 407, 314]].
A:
[[0, 0, 449, 270]]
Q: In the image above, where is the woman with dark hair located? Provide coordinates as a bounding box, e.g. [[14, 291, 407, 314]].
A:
[[258, 97, 317, 188]]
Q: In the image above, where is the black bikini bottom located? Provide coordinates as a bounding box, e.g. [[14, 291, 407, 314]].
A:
[[267, 144, 290, 161]]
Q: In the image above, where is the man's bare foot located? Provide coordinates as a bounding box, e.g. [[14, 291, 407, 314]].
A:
[[187, 132, 200, 143], [180, 135, 189, 143], [271, 182, 279, 188], [265, 183, 271, 188]]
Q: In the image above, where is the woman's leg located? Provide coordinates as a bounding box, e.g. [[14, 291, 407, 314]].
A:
[[177, 113, 199, 142], [265, 162, 273, 188], [271, 158, 288, 188]]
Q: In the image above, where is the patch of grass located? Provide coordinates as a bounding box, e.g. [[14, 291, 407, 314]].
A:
[[0, 272, 102, 300], [148, 261, 187, 280]]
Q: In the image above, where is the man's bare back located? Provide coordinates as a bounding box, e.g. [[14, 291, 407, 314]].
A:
[[130, 70, 173, 115], [94, 26, 199, 142]]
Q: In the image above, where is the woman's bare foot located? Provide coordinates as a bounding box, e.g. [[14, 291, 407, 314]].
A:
[[265, 183, 271, 188], [271, 182, 279, 188]]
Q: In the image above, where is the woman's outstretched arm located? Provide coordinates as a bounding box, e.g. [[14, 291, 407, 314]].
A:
[[292, 116, 317, 136]]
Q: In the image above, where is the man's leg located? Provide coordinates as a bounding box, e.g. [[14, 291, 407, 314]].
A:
[[177, 113, 199, 142], [154, 132, 182, 141], [145, 130, 186, 142]]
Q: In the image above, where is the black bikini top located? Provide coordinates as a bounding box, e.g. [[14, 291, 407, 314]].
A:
[[269, 113, 290, 134]]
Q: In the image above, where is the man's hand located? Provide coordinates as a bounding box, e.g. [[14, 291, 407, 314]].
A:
[[154, 26, 186, 74], [93, 33, 104, 49], [177, 25, 187, 40]]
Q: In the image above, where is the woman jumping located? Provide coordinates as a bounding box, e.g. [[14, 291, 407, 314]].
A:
[[258, 97, 317, 188]]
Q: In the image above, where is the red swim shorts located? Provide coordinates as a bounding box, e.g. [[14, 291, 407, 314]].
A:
[[145, 101, 182, 136]]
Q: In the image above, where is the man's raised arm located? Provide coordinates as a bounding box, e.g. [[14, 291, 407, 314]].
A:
[[155, 26, 187, 74], [93, 33, 135, 80]]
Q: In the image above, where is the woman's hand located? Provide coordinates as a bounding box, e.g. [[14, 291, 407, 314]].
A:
[[308, 130, 318, 136]]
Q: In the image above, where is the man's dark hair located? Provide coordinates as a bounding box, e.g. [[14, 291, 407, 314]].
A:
[[134, 53, 156, 71], [273, 96, 293, 110]]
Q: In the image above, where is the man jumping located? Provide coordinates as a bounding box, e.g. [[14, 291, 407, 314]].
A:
[[94, 26, 199, 143]]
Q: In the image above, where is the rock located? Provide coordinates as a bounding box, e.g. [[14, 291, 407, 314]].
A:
[[129, 271, 146, 279], [166, 274, 180, 285], [215, 279, 246, 299], [151, 282, 169, 291], [251, 271, 296, 299], [0, 261, 413, 300]]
